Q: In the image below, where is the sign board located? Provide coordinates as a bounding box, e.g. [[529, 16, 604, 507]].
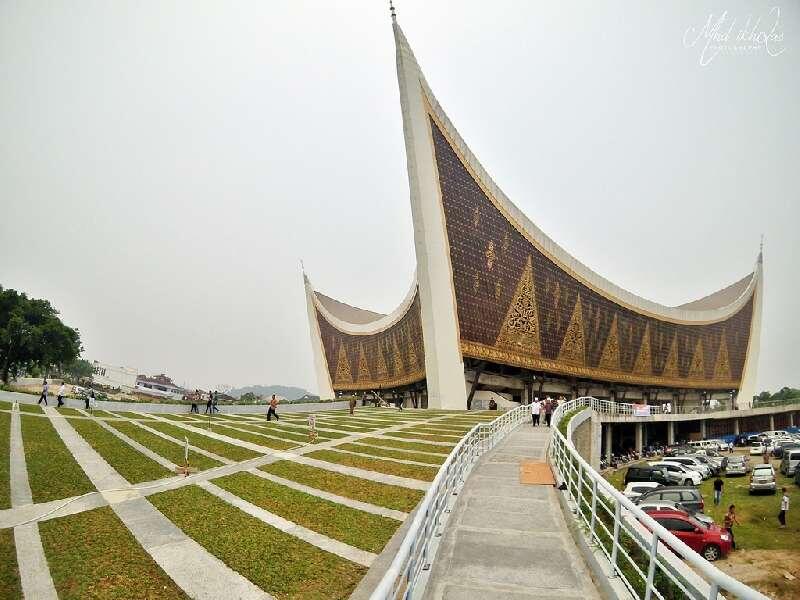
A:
[[633, 404, 651, 417]]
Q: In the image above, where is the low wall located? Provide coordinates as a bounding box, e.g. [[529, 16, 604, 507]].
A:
[[0, 389, 349, 415]]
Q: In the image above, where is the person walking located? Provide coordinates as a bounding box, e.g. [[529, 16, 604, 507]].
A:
[[38, 379, 49, 405], [212, 391, 219, 413], [544, 398, 553, 427], [267, 394, 279, 421], [57, 382, 66, 407], [349, 396, 356, 416], [531, 398, 541, 426], [205, 391, 213, 414], [713, 476, 724, 506], [190, 390, 199, 414], [778, 487, 790, 529], [723, 505, 740, 550]]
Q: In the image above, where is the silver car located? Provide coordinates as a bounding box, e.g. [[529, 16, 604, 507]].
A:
[[638, 499, 714, 526], [749, 464, 777, 494], [725, 456, 748, 476]]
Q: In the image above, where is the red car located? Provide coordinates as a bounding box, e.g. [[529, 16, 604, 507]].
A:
[[648, 509, 732, 561]]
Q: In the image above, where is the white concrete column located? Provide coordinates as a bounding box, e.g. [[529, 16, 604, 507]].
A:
[[667, 421, 675, 445], [604, 424, 613, 461], [769, 414, 775, 431], [733, 418, 740, 435], [635, 423, 643, 454], [700, 419, 707, 439], [790, 413, 795, 428]]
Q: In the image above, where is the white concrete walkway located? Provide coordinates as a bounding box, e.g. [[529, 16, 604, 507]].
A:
[[423, 425, 600, 600]]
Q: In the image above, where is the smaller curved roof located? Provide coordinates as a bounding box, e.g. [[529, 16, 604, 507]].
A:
[[315, 293, 385, 325]]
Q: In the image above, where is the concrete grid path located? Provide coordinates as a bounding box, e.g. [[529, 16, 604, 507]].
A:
[[423, 424, 600, 600]]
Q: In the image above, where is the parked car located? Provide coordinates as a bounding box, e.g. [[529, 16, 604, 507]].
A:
[[725, 456, 749, 476], [648, 461, 703, 485], [779, 449, 800, 476], [773, 441, 800, 459], [662, 456, 711, 479], [638, 499, 714, 526], [795, 465, 800, 486], [749, 441, 767, 456], [636, 486, 705, 513], [624, 465, 671, 486], [692, 455, 721, 476], [749, 464, 777, 494], [648, 509, 732, 561], [623, 482, 663, 500]]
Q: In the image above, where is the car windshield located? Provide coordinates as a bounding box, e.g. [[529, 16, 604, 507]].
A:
[[753, 467, 772, 474]]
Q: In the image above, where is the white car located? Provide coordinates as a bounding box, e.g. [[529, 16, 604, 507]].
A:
[[749, 442, 766, 455], [623, 481, 662, 500], [749, 464, 777, 494], [649, 461, 703, 485], [662, 457, 711, 479]]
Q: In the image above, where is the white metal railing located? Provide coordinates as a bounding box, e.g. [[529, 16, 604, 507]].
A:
[[550, 397, 769, 600], [370, 404, 530, 600]]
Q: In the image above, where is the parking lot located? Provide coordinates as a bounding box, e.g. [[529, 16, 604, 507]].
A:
[[604, 447, 799, 599]]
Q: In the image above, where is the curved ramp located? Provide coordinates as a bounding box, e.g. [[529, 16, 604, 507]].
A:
[[422, 425, 600, 600]]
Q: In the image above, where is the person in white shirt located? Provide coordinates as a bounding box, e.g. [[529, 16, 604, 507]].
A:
[[778, 487, 789, 528], [57, 383, 66, 407], [530, 398, 542, 427]]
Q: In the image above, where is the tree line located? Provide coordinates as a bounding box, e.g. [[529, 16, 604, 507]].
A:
[[0, 285, 87, 384]]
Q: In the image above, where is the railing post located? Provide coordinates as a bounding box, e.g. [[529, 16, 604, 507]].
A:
[[610, 500, 621, 571], [644, 531, 659, 600], [589, 478, 598, 542]]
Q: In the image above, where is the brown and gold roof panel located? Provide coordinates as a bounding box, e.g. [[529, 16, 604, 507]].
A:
[[429, 114, 754, 389], [315, 292, 426, 392]]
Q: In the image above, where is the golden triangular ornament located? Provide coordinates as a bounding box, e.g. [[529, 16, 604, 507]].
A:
[[356, 344, 370, 382], [661, 334, 679, 378], [496, 256, 541, 356], [335, 343, 352, 384], [688, 338, 705, 380], [713, 332, 732, 381], [557, 293, 586, 366], [632, 323, 652, 376], [598, 314, 621, 371]]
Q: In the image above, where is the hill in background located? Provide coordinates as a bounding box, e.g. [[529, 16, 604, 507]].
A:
[[228, 384, 316, 402]]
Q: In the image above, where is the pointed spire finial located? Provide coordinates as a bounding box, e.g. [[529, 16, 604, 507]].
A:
[[758, 234, 764, 264], [389, 0, 396, 22]]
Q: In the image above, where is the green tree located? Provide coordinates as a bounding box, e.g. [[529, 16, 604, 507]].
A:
[[240, 392, 261, 404], [63, 358, 94, 381], [0, 286, 82, 383]]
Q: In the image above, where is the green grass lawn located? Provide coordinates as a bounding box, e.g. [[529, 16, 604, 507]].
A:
[[336, 442, 445, 465], [305, 450, 438, 481], [258, 421, 349, 439], [111, 411, 153, 420], [221, 422, 320, 444], [213, 472, 401, 553], [19, 404, 43, 414], [91, 410, 117, 419], [67, 418, 171, 484], [0, 412, 11, 508], [149, 485, 366, 600], [383, 431, 459, 444], [144, 421, 261, 462], [358, 437, 453, 454], [0, 528, 22, 599], [311, 421, 377, 433], [39, 506, 188, 599], [396, 427, 461, 439], [206, 424, 299, 450], [20, 415, 95, 503], [105, 421, 221, 472], [0, 400, 13, 410], [260, 461, 423, 513]]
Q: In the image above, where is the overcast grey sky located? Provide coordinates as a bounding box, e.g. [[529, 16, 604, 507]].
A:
[[1, 1, 797, 395]]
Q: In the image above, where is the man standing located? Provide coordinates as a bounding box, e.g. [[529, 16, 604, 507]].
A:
[[723, 504, 740, 550], [779, 487, 790, 529], [57, 381, 66, 407], [38, 379, 49, 405], [531, 398, 541, 426], [267, 394, 279, 421], [212, 391, 219, 413], [205, 391, 213, 414], [713, 476, 724, 506], [349, 396, 356, 416]]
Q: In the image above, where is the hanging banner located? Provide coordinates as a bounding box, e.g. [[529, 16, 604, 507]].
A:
[[633, 404, 651, 417]]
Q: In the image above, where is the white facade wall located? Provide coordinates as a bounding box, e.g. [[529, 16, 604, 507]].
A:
[[91, 361, 138, 390]]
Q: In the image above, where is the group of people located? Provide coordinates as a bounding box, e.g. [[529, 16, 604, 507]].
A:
[[38, 378, 95, 410], [713, 478, 791, 550], [530, 396, 561, 427]]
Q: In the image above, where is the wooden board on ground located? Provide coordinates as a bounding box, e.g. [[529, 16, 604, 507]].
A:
[[519, 460, 555, 486]]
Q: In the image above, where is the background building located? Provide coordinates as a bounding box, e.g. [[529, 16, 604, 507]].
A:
[[304, 19, 762, 411], [91, 361, 138, 391]]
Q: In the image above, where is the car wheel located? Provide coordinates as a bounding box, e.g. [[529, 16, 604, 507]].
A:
[[683, 479, 691, 485], [703, 545, 721, 561]]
